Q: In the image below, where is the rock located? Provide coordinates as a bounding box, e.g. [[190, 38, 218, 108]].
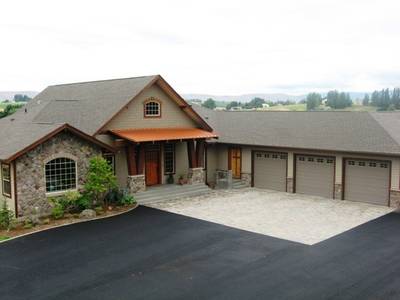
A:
[[79, 209, 96, 219]]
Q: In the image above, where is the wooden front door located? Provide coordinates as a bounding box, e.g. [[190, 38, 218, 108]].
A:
[[229, 148, 241, 179], [145, 150, 160, 186]]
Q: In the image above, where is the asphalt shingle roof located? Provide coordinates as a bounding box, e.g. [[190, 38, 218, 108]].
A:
[[0, 75, 157, 161], [192, 106, 400, 156]]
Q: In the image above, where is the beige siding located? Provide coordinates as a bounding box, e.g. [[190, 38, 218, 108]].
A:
[[206, 144, 218, 184], [115, 149, 128, 187], [104, 85, 197, 130], [241, 148, 252, 173], [173, 142, 189, 182], [391, 158, 400, 190], [217, 144, 228, 170]]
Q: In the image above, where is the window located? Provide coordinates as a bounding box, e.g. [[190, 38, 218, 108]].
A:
[[45, 157, 77, 193], [299, 156, 305, 161], [1, 163, 11, 197], [103, 154, 115, 174], [327, 159, 334, 164], [164, 143, 175, 174], [144, 98, 161, 117], [358, 161, 366, 166], [308, 157, 314, 162], [317, 158, 324, 163], [380, 163, 388, 168], [348, 161, 355, 165]]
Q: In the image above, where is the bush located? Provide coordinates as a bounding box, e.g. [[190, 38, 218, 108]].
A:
[[50, 201, 65, 219], [76, 194, 92, 210], [119, 194, 136, 206], [0, 201, 14, 230], [84, 156, 117, 207]]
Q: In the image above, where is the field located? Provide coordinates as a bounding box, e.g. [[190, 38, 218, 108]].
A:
[[264, 104, 378, 112]]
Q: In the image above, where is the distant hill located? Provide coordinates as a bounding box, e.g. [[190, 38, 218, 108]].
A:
[[0, 91, 38, 101], [182, 93, 305, 103]]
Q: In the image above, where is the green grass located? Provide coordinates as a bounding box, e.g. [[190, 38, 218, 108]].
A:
[[0, 236, 10, 241], [265, 103, 306, 111]]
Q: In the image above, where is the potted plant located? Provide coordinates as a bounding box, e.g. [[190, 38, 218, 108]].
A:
[[167, 174, 174, 184], [178, 174, 187, 185]]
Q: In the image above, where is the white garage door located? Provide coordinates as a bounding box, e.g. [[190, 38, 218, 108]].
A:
[[253, 152, 287, 192], [295, 155, 335, 198], [344, 159, 390, 206]]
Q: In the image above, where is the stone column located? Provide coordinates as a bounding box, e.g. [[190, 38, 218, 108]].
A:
[[187, 167, 205, 184], [390, 190, 400, 208], [334, 183, 342, 199], [127, 174, 146, 194], [286, 177, 294, 193], [241, 173, 252, 187]]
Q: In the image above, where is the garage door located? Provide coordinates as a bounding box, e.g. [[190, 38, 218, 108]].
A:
[[253, 152, 287, 191], [344, 159, 390, 206], [295, 155, 335, 198]]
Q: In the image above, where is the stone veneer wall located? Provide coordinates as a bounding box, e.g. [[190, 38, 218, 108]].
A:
[[127, 175, 146, 194], [15, 131, 102, 217], [187, 167, 205, 184], [390, 190, 400, 208], [241, 173, 252, 187]]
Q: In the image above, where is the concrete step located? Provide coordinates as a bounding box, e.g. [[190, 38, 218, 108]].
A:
[[232, 180, 248, 189], [138, 189, 214, 205]]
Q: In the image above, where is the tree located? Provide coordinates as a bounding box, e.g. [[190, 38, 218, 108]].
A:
[[13, 94, 31, 102], [243, 97, 265, 109], [326, 90, 352, 109], [202, 98, 216, 110], [0, 103, 24, 119], [84, 156, 117, 207], [362, 94, 370, 106], [306, 92, 322, 110], [226, 101, 240, 110]]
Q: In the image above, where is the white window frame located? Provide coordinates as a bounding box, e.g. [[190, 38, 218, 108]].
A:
[[44, 157, 78, 196], [1, 163, 11, 198], [144, 98, 161, 117]]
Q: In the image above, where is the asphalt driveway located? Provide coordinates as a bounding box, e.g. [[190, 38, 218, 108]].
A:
[[1, 206, 400, 300]]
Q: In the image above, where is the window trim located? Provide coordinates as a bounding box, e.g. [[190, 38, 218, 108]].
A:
[[44, 157, 78, 196], [143, 98, 162, 118], [103, 153, 116, 174], [1, 163, 11, 198], [163, 143, 176, 175]]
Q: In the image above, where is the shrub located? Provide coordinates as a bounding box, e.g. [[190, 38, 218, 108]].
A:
[[50, 201, 65, 219], [0, 201, 14, 230], [84, 156, 117, 207], [76, 194, 91, 210], [119, 194, 136, 206]]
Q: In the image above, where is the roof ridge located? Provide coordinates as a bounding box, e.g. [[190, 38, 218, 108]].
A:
[[48, 75, 159, 87]]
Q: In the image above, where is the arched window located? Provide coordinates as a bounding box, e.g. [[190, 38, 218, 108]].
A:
[[45, 157, 77, 193], [144, 98, 161, 117]]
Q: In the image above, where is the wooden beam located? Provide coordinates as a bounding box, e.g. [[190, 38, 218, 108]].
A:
[[196, 139, 205, 168], [126, 143, 137, 176], [137, 144, 146, 175], [187, 140, 197, 168]]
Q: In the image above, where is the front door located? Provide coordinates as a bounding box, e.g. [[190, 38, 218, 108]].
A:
[[145, 150, 160, 186], [229, 148, 241, 179]]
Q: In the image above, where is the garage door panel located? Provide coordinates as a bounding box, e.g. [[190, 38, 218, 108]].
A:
[[254, 152, 287, 192], [295, 155, 334, 199], [344, 159, 390, 206]]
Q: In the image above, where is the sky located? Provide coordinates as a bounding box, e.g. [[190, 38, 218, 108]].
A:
[[1, 0, 400, 95]]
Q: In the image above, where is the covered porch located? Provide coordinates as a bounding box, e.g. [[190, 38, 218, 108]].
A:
[[109, 128, 218, 194]]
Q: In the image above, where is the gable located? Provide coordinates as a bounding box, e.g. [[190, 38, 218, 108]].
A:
[[103, 84, 198, 131]]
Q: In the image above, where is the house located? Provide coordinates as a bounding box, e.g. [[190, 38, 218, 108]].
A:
[[0, 75, 400, 218]]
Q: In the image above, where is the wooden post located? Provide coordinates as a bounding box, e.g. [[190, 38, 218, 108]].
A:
[[187, 140, 197, 168], [196, 139, 205, 168], [137, 144, 145, 175], [126, 143, 137, 176]]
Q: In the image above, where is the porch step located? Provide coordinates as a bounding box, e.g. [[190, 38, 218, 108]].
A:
[[135, 183, 213, 205], [232, 179, 248, 189]]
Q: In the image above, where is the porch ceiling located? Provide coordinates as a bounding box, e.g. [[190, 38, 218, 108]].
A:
[[109, 128, 218, 143]]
